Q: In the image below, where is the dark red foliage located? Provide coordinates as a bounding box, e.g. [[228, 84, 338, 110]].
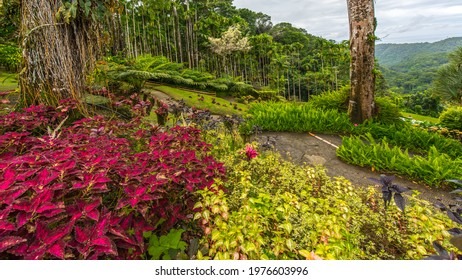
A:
[[112, 93, 154, 117], [243, 144, 258, 160], [0, 104, 225, 259], [0, 99, 77, 135], [154, 101, 169, 117]]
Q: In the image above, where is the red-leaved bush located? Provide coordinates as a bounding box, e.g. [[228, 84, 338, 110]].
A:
[[0, 104, 225, 259], [243, 144, 258, 160], [0, 99, 76, 135]]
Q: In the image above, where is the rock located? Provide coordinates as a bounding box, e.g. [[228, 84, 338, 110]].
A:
[[303, 155, 326, 166]]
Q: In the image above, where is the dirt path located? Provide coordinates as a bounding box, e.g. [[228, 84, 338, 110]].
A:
[[148, 88, 459, 206], [254, 132, 459, 206], [144, 88, 172, 102]]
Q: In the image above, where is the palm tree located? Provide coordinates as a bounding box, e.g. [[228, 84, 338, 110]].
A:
[[433, 47, 462, 104]]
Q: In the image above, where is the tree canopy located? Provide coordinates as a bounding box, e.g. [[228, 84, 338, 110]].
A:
[[433, 47, 462, 104], [7, 0, 360, 110]]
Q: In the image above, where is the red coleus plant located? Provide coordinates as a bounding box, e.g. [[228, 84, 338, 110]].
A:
[[154, 101, 169, 126], [243, 144, 258, 160], [0, 99, 76, 135], [0, 105, 225, 259], [154, 101, 169, 117], [112, 93, 154, 117]]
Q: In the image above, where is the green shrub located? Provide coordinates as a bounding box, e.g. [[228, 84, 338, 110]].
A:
[[403, 90, 443, 118], [181, 69, 215, 83], [246, 102, 353, 133], [307, 88, 401, 124], [337, 133, 462, 187], [205, 82, 228, 92], [255, 90, 278, 101], [228, 81, 255, 97], [133, 55, 183, 72], [194, 149, 455, 260], [357, 123, 462, 159], [308, 86, 349, 111], [237, 95, 255, 104], [144, 229, 188, 260], [439, 106, 462, 130], [97, 55, 260, 97], [0, 43, 21, 71], [374, 97, 402, 124]]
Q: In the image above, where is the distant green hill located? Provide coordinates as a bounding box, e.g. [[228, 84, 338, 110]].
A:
[[375, 37, 462, 93], [376, 37, 462, 67]]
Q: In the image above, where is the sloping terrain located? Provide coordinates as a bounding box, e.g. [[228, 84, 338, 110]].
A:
[[376, 37, 462, 67], [376, 37, 462, 93], [254, 132, 459, 206], [151, 87, 460, 207]]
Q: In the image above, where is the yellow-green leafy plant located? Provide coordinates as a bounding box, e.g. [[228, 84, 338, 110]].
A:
[[425, 179, 462, 259], [193, 146, 456, 260]]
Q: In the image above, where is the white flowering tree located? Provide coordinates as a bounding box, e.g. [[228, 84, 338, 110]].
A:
[[208, 25, 251, 76]]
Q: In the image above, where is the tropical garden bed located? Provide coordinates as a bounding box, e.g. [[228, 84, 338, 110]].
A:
[[1, 89, 461, 260]]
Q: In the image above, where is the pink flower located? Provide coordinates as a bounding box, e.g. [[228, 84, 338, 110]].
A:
[[244, 144, 258, 160], [354, 123, 358, 127]]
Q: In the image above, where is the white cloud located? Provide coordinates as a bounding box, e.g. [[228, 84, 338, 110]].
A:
[[233, 0, 462, 43]]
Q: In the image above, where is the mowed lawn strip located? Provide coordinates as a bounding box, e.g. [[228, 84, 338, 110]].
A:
[[153, 85, 248, 115]]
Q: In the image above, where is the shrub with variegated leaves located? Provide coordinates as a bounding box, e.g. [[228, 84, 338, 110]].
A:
[[0, 104, 225, 259]]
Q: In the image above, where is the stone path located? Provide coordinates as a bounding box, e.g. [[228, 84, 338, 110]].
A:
[[254, 132, 460, 206]]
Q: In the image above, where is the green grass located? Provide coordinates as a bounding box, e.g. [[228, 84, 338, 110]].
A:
[[358, 122, 462, 160], [337, 133, 462, 188], [84, 94, 110, 106], [402, 112, 439, 124], [0, 71, 18, 92], [152, 85, 248, 115], [245, 101, 354, 134]]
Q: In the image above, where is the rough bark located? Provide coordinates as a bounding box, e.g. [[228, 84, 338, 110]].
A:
[[19, 0, 104, 114], [347, 0, 376, 123]]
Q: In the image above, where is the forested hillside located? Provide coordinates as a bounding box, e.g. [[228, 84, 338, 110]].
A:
[[376, 37, 462, 67], [98, 0, 351, 101], [0, 0, 352, 101], [376, 37, 462, 93]]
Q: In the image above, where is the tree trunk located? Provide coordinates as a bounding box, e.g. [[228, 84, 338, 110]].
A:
[[347, 0, 376, 123], [171, 15, 178, 62], [185, 17, 192, 67], [141, 12, 148, 55], [131, 5, 138, 58], [114, 13, 125, 55], [108, 13, 124, 56], [19, 0, 102, 114], [194, 9, 199, 68], [173, 5, 183, 64], [157, 18, 163, 57], [125, 3, 132, 58]]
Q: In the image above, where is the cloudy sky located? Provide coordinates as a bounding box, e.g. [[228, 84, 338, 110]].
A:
[[233, 0, 462, 44]]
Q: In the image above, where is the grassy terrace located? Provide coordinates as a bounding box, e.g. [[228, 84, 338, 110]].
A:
[[0, 71, 18, 92], [402, 112, 439, 124], [151, 85, 248, 116]]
